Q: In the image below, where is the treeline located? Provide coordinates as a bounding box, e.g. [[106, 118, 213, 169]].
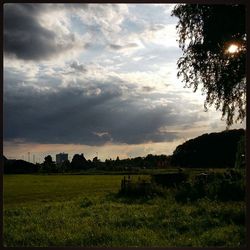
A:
[[104, 154, 171, 171], [171, 129, 245, 168], [3, 129, 245, 174], [3, 154, 171, 174]]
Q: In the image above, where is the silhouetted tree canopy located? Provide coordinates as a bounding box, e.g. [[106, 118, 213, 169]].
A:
[[172, 4, 246, 126], [71, 153, 89, 170], [43, 155, 57, 172], [4, 157, 38, 174], [100, 154, 171, 171], [171, 129, 245, 168], [44, 155, 53, 164], [60, 159, 71, 172]]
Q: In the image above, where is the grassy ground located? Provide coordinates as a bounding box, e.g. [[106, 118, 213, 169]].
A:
[[3, 174, 246, 247]]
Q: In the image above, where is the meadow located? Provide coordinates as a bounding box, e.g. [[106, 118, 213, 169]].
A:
[[3, 172, 246, 247]]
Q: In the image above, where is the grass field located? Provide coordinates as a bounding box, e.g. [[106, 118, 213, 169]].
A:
[[3, 173, 246, 247]]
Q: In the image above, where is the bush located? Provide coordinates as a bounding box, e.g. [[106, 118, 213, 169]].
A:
[[152, 173, 188, 188], [175, 170, 245, 202], [119, 176, 151, 197], [207, 178, 245, 201], [118, 176, 167, 198]]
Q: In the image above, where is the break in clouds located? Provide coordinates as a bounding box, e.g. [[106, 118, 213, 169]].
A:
[[3, 3, 229, 152]]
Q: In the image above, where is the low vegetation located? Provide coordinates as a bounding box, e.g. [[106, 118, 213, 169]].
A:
[[175, 169, 245, 202], [3, 171, 246, 247]]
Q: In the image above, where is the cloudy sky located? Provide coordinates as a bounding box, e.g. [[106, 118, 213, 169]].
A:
[[3, 3, 245, 162]]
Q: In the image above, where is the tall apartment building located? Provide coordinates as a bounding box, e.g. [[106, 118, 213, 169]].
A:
[[56, 153, 68, 164]]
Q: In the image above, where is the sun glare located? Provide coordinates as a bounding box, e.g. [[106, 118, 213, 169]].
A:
[[226, 44, 239, 54]]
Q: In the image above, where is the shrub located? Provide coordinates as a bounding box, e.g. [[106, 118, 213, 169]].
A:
[[151, 173, 188, 188], [118, 176, 166, 198], [175, 170, 245, 202]]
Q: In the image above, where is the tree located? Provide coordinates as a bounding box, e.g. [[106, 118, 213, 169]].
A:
[[44, 155, 53, 164], [145, 154, 157, 168], [171, 129, 245, 168], [71, 153, 89, 170], [42, 155, 57, 172], [60, 159, 71, 172], [172, 4, 246, 126]]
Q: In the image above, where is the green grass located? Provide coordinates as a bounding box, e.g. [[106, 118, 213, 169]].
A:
[[3, 175, 122, 207], [3, 174, 246, 247]]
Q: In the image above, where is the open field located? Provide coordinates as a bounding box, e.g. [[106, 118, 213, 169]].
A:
[[3, 173, 246, 247]]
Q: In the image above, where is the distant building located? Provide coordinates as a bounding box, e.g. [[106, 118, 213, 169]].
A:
[[56, 153, 68, 164]]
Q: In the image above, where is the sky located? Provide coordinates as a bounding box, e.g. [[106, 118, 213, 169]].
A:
[[3, 3, 245, 163]]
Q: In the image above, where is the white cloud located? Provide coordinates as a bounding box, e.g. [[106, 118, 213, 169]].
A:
[[139, 23, 178, 48], [72, 4, 129, 41]]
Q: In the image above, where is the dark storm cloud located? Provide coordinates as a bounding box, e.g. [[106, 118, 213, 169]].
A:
[[4, 4, 75, 60], [4, 74, 205, 146], [4, 84, 119, 145]]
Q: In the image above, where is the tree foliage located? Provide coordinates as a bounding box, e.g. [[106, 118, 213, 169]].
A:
[[71, 153, 89, 170], [3, 158, 39, 174], [172, 4, 246, 126], [171, 129, 245, 168], [43, 155, 57, 172]]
